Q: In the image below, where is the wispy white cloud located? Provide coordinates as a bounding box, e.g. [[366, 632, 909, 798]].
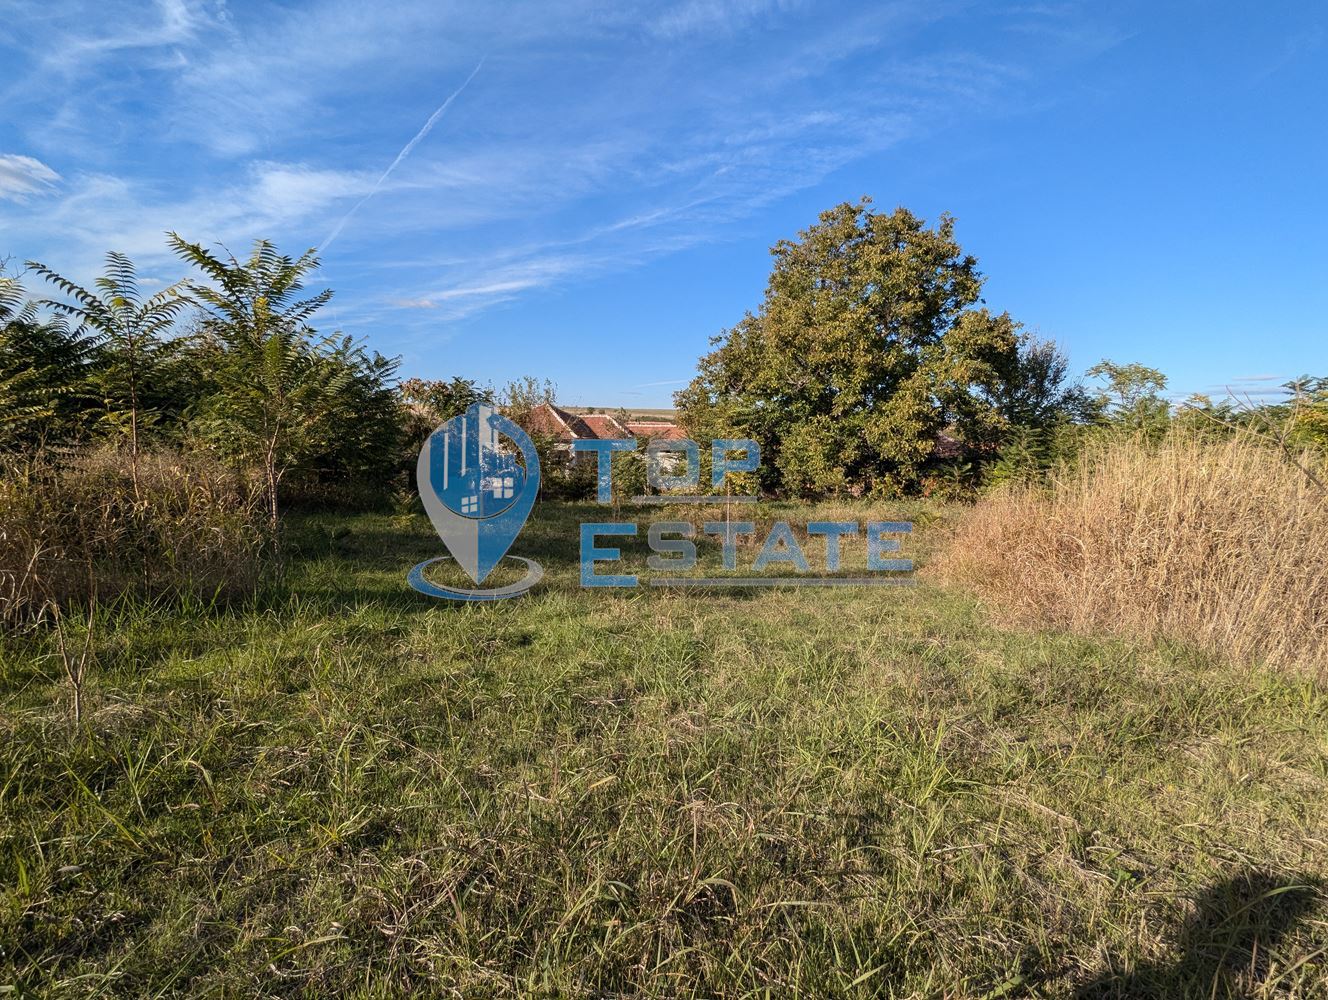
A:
[[649, 0, 805, 40], [392, 254, 608, 321], [251, 163, 375, 220], [0, 155, 60, 201], [1195, 379, 1292, 402], [1222, 386, 1292, 400], [1002, 2, 1131, 57], [1, 0, 1126, 339], [7, 161, 369, 281], [40, 0, 210, 69]]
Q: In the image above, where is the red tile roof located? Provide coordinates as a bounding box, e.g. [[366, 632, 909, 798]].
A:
[[526, 403, 635, 441], [525, 402, 580, 439], [526, 403, 691, 443], [626, 421, 686, 440], [580, 413, 632, 438]]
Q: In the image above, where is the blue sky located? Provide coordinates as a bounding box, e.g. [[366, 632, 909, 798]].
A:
[[2, 1, 1324, 407]]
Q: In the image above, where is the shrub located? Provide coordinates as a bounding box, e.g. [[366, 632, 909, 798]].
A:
[[933, 435, 1328, 675], [611, 446, 648, 505], [536, 440, 598, 502], [0, 447, 266, 625]]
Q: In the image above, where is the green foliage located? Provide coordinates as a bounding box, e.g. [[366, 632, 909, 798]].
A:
[[774, 413, 859, 495], [400, 376, 492, 424], [169, 235, 399, 529], [1285, 376, 1328, 451], [988, 333, 1097, 430], [980, 358, 1174, 491], [0, 274, 100, 450], [293, 337, 404, 507], [499, 375, 556, 426], [187, 322, 350, 514], [610, 446, 648, 506], [1085, 359, 1171, 437], [984, 336, 1097, 488], [396, 377, 494, 498], [7, 240, 409, 514], [527, 433, 596, 502], [1172, 393, 1243, 442], [920, 459, 979, 501], [985, 424, 1051, 488], [25, 252, 193, 489], [677, 199, 1024, 497]]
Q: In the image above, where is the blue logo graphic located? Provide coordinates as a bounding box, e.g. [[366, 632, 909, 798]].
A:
[[410, 402, 543, 601]]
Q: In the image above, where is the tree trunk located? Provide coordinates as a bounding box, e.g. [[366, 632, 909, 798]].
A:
[[128, 330, 141, 502], [265, 431, 281, 541]]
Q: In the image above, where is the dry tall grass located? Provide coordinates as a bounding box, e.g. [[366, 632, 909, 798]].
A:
[[1, 447, 266, 624], [934, 435, 1328, 675]]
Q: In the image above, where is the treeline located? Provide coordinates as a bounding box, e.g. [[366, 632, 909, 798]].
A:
[[675, 198, 1328, 498], [6, 204, 1326, 544], [0, 231, 612, 622], [0, 233, 605, 537], [0, 237, 488, 623], [987, 360, 1328, 495], [2, 238, 404, 525]]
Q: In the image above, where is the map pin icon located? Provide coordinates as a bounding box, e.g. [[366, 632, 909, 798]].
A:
[[413, 402, 542, 595]]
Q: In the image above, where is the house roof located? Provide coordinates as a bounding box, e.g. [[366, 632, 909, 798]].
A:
[[527, 402, 632, 441], [527, 402, 693, 443], [932, 431, 964, 459], [626, 421, 687, 441], [580, 413, 632, 438], [526, 402, 581, 438], [531, 403, 972, 457]]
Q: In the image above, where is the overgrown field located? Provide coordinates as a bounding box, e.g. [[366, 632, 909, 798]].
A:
[[937, 436, 1328, 677], [2, 503, 1326, 998]]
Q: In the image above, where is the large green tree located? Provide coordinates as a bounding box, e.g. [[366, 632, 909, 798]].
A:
[[677, 199, 1023, 496], [989, 334, 1095, 431]]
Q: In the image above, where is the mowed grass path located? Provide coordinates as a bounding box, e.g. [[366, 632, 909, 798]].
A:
[[2, 504, 1326, 998]]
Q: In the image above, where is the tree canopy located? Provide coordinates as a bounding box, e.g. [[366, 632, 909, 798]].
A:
[[677, 199, 1039, 496]]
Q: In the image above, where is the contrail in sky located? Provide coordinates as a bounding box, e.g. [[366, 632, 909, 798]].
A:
[[319, 58, 485, 253]]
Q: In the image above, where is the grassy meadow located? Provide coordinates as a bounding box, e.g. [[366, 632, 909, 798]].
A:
[[2, 501, 1326, 997]]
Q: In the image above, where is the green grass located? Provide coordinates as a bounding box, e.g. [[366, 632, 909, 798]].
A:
[[2, 503, 1326, 997]]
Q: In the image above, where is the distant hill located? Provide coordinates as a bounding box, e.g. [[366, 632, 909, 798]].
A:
[[565, 407, 677, 422]]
